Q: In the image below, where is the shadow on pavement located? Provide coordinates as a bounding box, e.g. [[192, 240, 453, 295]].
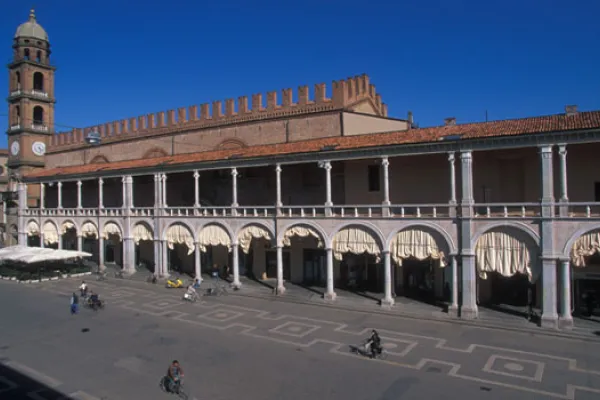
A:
[[0, 360, 74, 399]]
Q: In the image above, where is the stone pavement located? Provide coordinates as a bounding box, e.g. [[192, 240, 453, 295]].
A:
[[3, 276, 599, 399]]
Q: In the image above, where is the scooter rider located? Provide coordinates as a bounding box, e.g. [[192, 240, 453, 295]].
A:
[[185, 284, 197, 300], [367, 329, 382, 358]]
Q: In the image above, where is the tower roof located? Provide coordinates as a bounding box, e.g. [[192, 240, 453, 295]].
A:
[[14, 9, 48, 42]]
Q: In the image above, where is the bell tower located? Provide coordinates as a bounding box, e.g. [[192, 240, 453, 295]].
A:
[[6, 9, 55, 183]]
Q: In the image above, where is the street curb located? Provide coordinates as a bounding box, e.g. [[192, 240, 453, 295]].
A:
[[230, 290, 600, 343]]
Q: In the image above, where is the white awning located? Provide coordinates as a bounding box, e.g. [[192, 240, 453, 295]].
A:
[[238, 225, 271, 254], [102, 222, 122, 240], [571, 231, 600, 267], [391, 229, 446, 267], [43, 222, 59, 245], [198, 225, 231, 252], [0, 245, 91, 264], [166, 224, 195, 255], [61, 221, 76, 234], [81, 222, 99, 239], [282, 226, 324, 248], [133, 223, 153, 244], [27, 221, 40, 236], [475, 231, 539, 282], [333, 227, 381, 262]]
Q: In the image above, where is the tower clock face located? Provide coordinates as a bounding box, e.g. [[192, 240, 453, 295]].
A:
[[10, 141, 20, 156], [32, 141, 46, 156]]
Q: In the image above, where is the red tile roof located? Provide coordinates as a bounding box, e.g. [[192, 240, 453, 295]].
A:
[[25, 110, 600, 179]]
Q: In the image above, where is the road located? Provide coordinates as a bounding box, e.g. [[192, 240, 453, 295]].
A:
[[1, 277, 600, 400]]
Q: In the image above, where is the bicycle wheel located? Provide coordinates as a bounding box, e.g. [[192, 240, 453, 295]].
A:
[[177, 386, 189, 400]]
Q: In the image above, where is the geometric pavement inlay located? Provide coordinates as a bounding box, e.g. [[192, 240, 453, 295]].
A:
[[198, 309, 244, 322], [269, 321, 320, 338], [482, 355, 545, 382]]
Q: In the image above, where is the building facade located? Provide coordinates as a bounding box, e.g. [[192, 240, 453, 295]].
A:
[[7, 10, 600, 330]]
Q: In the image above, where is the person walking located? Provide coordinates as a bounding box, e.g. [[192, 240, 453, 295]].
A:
[[70, 292, 79, 315]]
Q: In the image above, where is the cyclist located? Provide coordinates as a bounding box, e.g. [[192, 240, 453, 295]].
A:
[[366, 329, 382, 358], [79, 281, 88, 297], [166, 360, 184, 392], [89, 291, 101, 309]]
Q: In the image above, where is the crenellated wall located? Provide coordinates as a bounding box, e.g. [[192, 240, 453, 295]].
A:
[[47, 74, 387, 154]]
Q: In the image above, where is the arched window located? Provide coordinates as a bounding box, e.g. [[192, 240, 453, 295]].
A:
[[36, 50, 42, 63], [15, 72, 21, 89], [33, 106, 44, 125], [24, 49, 30, 60], [33, 72, 44, 92], [13, 106, 20, 124]]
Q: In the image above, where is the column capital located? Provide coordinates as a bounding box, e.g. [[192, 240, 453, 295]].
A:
[[460, 150, 472, 160], [275, 164, 282, 173], [231, 168, 238, 176], [381, 156, 389, 167], [98, 177, 104, 184], [125, 176, 133, 184], [231, 241, 239, 247], [193, 170, 200, 179], [57, 181, 62, 187], [538, 145, 553, 156], [448, 152, 455, 162], [76, 180, 82, 187], [121, 176, 127, 183], [558, 144, 567, 155], [318, 160, 332, 170], [382, 250, 391, 255], [161, 173, 167, 181]]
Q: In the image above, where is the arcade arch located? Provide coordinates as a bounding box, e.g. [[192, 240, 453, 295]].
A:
[[133, 222, 154, 272], [197, 223, 232, 278], [81, 221, 99, 264], [277, 223, 326, 290], [237, 223, 273, 282], [26, 220, 40, 247], [564, 228, 600, 319], [42, 221, 59, 249], [102, 221, 123, 266], [164, 222, 195, 275], [61, 221, 77, 250]]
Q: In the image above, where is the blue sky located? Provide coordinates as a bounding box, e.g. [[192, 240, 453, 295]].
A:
[[1, 0, 599, 147]]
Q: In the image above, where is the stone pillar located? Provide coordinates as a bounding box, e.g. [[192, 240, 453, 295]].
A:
[[17, 182, 27, 245], [539, 145, 558, 328], [448, 255, 459, 316], [193, 170, 200, 208], [162, 240, 169, 277], [558, 144, 569, 217], [194, 241, 201, 279], [40, 183, 45, 209], [459, 151, 478, 319], [448, 152, 457, 217], [161, 174, 167, 208], [231, 242, 241, 289], [559, 259, 573, 329], [275, 245, 286, 294], [121, 177, 127, 209], [77, 234, 83, 252], [153, 237, 161, 277], [98, 235, 105, 271], [57, 181, 63, 209], [381, 157, 390, 216], [381, 250, 394, 307], [275, 164, 282, 213], [76, 180, 82, 209], [231, 168, 239, 208], [98, 178, 104, 209], [128, 176, 134, 209], [40, 233, 44, 248], [324, 161, 332, 206], [324, 248, 336, 301]]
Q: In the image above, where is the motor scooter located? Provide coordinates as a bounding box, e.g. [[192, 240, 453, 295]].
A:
[[166, 277, 184, 288]]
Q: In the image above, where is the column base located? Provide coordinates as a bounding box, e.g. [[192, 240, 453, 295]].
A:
[[558, 316, 574, 330], [323, 292, 337, 302], [231, 281, 242, 290], [540, 314, 559, 329], [460, 306, 479, 320], [447, 304, 459, 317], [274, 286, 286, 295], [380, 297, 394, 309]]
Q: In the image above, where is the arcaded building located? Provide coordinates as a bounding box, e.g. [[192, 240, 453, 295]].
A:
[[7, 10, 600, 329]]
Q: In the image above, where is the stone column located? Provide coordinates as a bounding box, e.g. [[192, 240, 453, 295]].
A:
[[2, 201, 6, 224], [57, 181, 63, 209], [162, 240, 169, 277], [559, 259, 573, 329], [539, 145, 558, 328], [98, 178, 104, 209], [121, 177, 127, 209], [153, 237, 161, 277], [194, 241, 201, 280], [231, 242, 241, 289], [40, 183, 45, 210], [448, 152, 457, 217], [193, 170, 200, 208], [76, 180, 82, 209], [381, 157, 390, 216], [324, 161, 332, 206], [128, 176, 134, 209], [324, 248, 336, 301], [98, 235, 105, 271], [381, 250, 394, 307], [231, 168, 239, 208], [448, 255, 459, 316], [558, 145, 569, 217], [40, 233, 44, 248], [275, 245, 286, 294], [77, 234, 83, 252], [161, 174, 167, 208], [275, 164, 282, 213], [17, 182, 27, 245], [459, 151, 478, 319]]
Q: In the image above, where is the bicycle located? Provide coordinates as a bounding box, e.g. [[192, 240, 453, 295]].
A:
[[350, 339, 387, 360], [159, 376, 188, 399], [203, 277, 228, 296]]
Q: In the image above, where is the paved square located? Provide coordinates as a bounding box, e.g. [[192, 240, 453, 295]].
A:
[[142, 299, 181, 309], [269, 321, 320, 338], [199, 309, 244, 322], [482, 355, 545, 382]]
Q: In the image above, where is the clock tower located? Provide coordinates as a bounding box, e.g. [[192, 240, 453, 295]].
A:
[[6, 9, 54, 187]]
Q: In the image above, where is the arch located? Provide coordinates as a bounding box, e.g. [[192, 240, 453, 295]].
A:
[[12, 105, 20, 124], [164, 222, 195, 255], [26, 220, 40, 236], [473, 225, 540, 282], [330, 222, 385, 262], [32, 106, 44, 125], [81, 221, 99, 239], [143, 147, 168, 159], [102, 221, 123, 241], [33, 72, 44, 91], [60, 220, 78, 234], [132, 221, 154, 244], [562, 226, 600, 267], [197, 223, 232, 252], [277, 221, 327, 248], [35, 50, 42, 63], [386, 223, 455, 267], [42, 221, 59, 245], [89, 155, 109, 164], [24, 48, 30, 60], [471, 221, 540, 249], [236, 222, 274, 254], [16, 71, 21, 86], [215, 138, 248, 150]]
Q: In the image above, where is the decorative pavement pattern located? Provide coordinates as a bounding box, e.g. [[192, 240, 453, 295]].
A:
[[30, 279, 600, 400]]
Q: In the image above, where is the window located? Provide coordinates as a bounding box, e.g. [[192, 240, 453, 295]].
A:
[[595, 182, 600, 202], [368, 165, 380, 192]]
